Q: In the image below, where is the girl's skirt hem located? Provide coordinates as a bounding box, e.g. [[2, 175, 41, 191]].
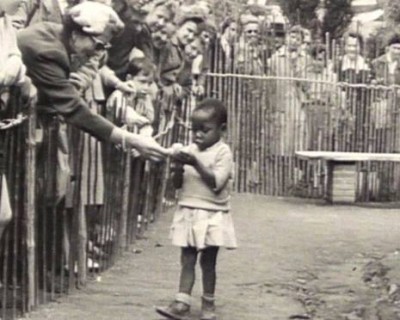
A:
[[169, 206, 237, 250]]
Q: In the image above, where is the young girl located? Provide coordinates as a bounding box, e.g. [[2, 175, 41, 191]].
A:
[[156, 98, 237, 320]]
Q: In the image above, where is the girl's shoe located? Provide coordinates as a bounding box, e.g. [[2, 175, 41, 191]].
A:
[[155, 301, 190, 320], [200, 295, 217, 320]]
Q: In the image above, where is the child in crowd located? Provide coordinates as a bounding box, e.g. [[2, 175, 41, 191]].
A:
[[156, 98, 237, 320], [107, 55, 157, 137]]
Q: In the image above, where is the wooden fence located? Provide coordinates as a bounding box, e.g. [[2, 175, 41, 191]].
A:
[[205, 36, 400, 201], [206, 73, 400, 201], [0, 87, 193, 319]]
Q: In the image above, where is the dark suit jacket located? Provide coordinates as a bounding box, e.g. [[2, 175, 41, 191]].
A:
[[17, 22, 114, 141]]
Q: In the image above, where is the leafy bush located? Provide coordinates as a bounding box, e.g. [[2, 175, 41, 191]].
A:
[[322, 0, 353, 40]]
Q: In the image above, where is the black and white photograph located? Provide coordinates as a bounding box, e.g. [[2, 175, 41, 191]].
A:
[[1, 0, 400, 319]]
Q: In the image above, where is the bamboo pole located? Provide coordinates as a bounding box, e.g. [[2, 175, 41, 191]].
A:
[[233, 76, 240, 193], [12, 110, 23, 318], [49, 130, 58, 300], [244, 81, 250, 193], [142, 161, 153, 231], [118, 148, 131, 254], [111, 147, 124, 265], [237, 77, 244, 193], [256, 86, 262, 194], [70, 130, 86, 288], [98, 144, 110, 272], [2, 227, 10, 320]]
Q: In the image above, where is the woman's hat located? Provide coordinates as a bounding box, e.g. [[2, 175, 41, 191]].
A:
[[174, 5, 206, 26], [239, 14, 259, 27]]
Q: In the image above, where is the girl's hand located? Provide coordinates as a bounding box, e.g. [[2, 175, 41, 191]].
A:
[[175, 150, 197, 166]]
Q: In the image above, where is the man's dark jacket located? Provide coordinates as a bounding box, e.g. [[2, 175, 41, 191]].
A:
[[17, 22, 114, 141]]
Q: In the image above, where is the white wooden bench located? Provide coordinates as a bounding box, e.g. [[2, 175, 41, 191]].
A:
[[295, 151, 400, 203]]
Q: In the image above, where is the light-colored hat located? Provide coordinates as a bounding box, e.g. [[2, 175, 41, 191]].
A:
[[240, 14, 259, 27], [68, 1, 124, 36], [174, 4, 206, 26]]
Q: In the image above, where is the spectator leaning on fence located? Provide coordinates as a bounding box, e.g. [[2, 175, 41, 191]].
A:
[[336, 32, 370, 84], [236, 13, 263, 75], [371, 33, 400, 86], [191, 18, 217, 99], [107, 0, 175, 82], [107, 56, 157, 139], [17, 1, 168, 159], [370, 33, 400, 152], [302, 45, 342, 151], [0, 0, 37, 242], [218, 17, 238, 67], [334, 32, 370, 151], [159, 5, 205, 90], [267, 25, 311, 155]]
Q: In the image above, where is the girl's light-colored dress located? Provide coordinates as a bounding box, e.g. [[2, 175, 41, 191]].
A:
[[169, 141, 237, 250]]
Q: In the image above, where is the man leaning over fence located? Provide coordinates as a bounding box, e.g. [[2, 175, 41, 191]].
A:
[[17, 1, 168, 159]]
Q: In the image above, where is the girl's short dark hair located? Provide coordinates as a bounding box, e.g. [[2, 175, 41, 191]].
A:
[[194, 98, 227, 125], [128, 56, 157, 78]]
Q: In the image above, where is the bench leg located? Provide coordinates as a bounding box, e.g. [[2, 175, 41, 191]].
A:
[[326, 161, 357, 204]]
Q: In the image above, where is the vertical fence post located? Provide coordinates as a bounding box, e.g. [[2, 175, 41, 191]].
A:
[[119, 150, 131, 254], [24, 100, 36, 311]]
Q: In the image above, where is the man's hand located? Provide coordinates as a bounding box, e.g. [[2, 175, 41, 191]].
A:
[[128, 134, 169, 162]]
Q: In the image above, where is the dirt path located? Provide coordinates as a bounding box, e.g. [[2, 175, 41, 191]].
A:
[[26, 194, 400, 320]]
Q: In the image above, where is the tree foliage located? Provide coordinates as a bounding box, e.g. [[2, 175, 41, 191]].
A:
[[278, 0, 319, 29], [209, 0, 248, 25], [322, 0, 353, 39]]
